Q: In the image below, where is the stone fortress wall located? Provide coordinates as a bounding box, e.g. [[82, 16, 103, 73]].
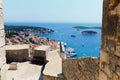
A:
[[0, 0, 7, 80], [99, 0, 120, 80], [62, 58, 99, 80]]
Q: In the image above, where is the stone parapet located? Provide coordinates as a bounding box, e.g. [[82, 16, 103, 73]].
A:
[[62, 58, 99, 80], [5, 44, 30, 63], [43, 75, 64, 80], [32, 45, 50, 64], [0, 29, 4, 37], [43, 50, 63, 80]]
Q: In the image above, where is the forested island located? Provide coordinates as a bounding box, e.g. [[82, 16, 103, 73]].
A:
[[81, 31, 97, 35], [73, 26, 101, 30], [5, 25, 54, 34]]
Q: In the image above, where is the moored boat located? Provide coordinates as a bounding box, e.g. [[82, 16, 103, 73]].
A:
[[65, 47, 77, 58]]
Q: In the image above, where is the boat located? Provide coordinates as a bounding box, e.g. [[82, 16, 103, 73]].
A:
[[66, 52, 77, 58], [65, 47, 77, 58], [71, 35, 76, 37]]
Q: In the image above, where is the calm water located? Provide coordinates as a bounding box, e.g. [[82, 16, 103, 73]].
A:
[[5, 22, 102, 58]]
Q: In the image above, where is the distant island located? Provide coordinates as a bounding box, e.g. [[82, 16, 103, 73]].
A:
[[4, 25, 54, 34], [73, 26, 101, 30], [81, 31, 97, 35]]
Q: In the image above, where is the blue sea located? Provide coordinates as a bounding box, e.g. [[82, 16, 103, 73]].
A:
[[5, 22, 102, 58]]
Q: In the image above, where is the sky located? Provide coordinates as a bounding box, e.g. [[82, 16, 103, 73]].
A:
[[3, 0, 103, 23]]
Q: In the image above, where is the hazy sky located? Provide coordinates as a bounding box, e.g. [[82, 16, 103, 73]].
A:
[[3, 0, 103, 23]]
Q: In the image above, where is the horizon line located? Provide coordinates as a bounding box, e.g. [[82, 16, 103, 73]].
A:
[[4, 22, 102, 24]]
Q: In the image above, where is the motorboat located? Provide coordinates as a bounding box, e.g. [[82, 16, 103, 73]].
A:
[[65, 47, 77, 58]]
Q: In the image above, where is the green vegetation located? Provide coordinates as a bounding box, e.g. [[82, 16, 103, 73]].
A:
[[4, 25, 54, 34], [6, 32, 19, 38], [81, 30, 97, 35], [73, 26, 101, 29], [29, 38, 35, 44]]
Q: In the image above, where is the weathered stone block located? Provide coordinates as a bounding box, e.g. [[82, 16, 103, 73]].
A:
[[6, 45, 30, 63], [100, 51, 109, 64], [99, 70, 107, 80], [0, 29, 4, 37], [0, 56, 6, 62], [1, 64, 8, 80], [115, 46, 120, 57], [0, 9, 2, 15], [0, 46, 5, 58], [102, 64, 111, 78], [34, 45, 50, 58], [117, 58, 120, 66], [43, 75, 64, 80], [6, 49, 29, 62], [0, 59, 6, 69], [116, 3, 120, 17], [0, 37, 5, 47], [0, 15, 4, 30], [116, 66, 120, 76], [0, 0, 2, 9], [106, 39, 116, 53], [0, 51, 6, 68], [34, 50, 46, 57], [62, 58, 99, 80], [110, 54, 118, 63], [111, 71, 119, 80], [9, 62, 17, 70]]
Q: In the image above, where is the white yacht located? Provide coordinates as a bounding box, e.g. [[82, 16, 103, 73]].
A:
[[65, 47, 77, 58]]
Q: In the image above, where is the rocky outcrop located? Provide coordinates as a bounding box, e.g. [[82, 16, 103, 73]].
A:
[[99, 0, 120, 80], [62, 58, 99, 80]]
